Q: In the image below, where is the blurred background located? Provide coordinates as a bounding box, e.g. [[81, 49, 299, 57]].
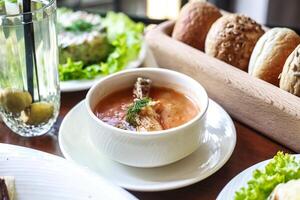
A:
[[57, 0, 300, 33]]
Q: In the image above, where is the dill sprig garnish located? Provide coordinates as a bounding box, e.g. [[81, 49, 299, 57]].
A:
[[125, 98, 151, 127], [65, 19, 94, 33]]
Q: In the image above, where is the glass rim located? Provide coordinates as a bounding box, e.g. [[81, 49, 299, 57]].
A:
[[0, 0, 56, 18]]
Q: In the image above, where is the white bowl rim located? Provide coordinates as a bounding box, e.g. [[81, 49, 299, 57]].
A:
[[85, 68, 209, 137]]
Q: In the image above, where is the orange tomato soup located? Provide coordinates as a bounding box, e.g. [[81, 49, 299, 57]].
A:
[[94, 86, 199, 131]]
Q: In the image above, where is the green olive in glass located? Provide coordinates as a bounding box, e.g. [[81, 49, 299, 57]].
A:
[[0, 0, 60, 137]]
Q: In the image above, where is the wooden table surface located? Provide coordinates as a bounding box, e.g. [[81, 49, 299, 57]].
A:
[[0, 91, 293, 200]]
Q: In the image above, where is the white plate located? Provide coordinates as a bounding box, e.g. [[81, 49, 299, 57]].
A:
[[0, 143, 137, 200], [60, 42, 147, 92], [58, 99, 236, 192], [217, 155, 300, 200]]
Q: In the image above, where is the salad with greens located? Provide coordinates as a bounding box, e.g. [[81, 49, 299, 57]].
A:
[[235, 152, 300, 200], [57, 8, 144, 81]]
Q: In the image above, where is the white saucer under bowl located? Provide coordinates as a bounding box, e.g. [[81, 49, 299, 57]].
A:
[[58, 99, 236, 192]]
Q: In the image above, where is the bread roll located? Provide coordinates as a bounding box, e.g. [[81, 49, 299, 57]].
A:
[[280, 44, 300, 96], [205, 14, 264, 71], [249, 28, 300, 86], [172, 1, 222, 51]]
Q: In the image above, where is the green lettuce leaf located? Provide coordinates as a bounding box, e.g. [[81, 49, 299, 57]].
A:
[[100, 12, 144, 75], [0, 0, 4, 8], [235, 152, 300, 200], [59, 58, 103, 80]]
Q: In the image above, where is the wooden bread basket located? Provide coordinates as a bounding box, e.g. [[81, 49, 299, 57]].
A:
[[146, 21, 300, 152]]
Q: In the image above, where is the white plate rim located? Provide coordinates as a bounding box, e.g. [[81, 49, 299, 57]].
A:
[[58, 99, 237, 192], [0, 143, 138, 199], [217, 154, 300, 200], [60, 42, 147, 92]]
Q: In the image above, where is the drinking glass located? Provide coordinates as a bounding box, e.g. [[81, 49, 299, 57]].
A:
[[0, 0, 60, 137]]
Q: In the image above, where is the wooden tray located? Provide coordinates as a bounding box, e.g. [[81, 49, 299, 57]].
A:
[[146, 21, 300, 152]]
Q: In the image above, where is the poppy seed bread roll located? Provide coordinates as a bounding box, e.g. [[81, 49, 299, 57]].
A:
[[205, 14, 264, 71], [280, 44, 300, 96], [248, 28, 300, 86], [172, 1, 222, 51]]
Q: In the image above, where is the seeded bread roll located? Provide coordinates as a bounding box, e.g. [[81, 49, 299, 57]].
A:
[[205, 14, 264, 71], [249, 28, 300, 86], [280, 44, 300, 96], [172, 1, 222, 51]]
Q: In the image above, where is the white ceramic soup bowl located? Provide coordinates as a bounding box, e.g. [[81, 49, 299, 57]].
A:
[[85, 68, 209, 168]]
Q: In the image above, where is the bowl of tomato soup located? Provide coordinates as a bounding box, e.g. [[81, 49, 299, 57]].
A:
[[85, 68, 209, 167]]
